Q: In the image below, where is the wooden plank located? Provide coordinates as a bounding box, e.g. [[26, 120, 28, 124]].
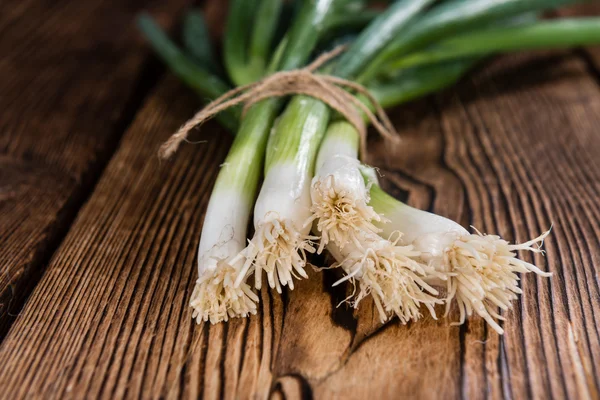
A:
[[438, 54, 600, 400], [311, 53, 599, 399], [0, 52, 599, 400], [0, 0, 192, 335], [396, 52, 599, 399]]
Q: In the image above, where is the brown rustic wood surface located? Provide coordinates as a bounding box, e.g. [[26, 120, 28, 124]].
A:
[[0, 1, 599, 399], [0, 0, 196, 335]]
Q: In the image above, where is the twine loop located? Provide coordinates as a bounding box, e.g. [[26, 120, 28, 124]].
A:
[[159, 46, 398, 159]]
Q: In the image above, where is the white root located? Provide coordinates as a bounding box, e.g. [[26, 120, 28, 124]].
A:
[[234, 218, 316, 293], [309, 156, 387, 254], [308, 174, 386, 254], [367, 178, 554, 333], [190, 260, 259, 324], [332, 233, 445, 324], [434, 229, 552, 334]]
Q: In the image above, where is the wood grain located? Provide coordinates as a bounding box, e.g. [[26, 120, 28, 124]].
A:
[[1, 43, 599, 399], [0, 0, 192, 335], [365, 51, 600, 400]]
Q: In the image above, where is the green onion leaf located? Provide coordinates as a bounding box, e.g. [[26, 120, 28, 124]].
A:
[[249, 0, 284, 75], [386, 18, 600, 70], [182, 10, 220, 74], [224, 0, 262, 85], [136, 14, 239, 131], [277, 0, 342, 71], [326, 9, 380, 32], [359, 0, 594, 82], [369, 58, 481, 108], [334, 0, 435, 79]]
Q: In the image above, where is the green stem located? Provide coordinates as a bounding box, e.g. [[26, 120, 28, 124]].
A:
[[266, 34, 289, 75], [363, 175, 399, 216], [136, 14, 239, 132], [215, 100, 280, 193], [387, 18, 600, 70], [369, 58, 481, 108], [249, 0, 283, 75], [215, 0, 342, 187], [182, 10, 220, 74], [266, 0, 436, 171], [333, 0, 435, 79], [277, 0, 339, 72], [224, 0, 262, 85], [324, 8, 381, 32], [359, 0, 592, 82], [265, 96, 330, 173]]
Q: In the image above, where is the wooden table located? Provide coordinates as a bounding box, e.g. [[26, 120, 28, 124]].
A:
[[1, 1, 599, 398]]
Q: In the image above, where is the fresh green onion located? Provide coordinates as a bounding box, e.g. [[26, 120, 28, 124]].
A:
[[305, 0, 435, 263], [233, 96, 330, 292], [235, 0, 434, 294], [191, 0, 341, 324], [309, 120, 385, 254], [191, 102, 276, 323], [366, 177, 552, 334], [139, 0, 600, 329]]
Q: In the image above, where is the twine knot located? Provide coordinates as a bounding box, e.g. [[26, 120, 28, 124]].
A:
[[159, 46, 398, 159]]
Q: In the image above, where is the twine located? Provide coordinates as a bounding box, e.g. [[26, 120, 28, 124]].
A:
[[159, 46, 398, 159]]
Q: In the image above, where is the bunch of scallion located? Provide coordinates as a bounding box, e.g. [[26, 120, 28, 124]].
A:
[[138, 0, 598, 334]]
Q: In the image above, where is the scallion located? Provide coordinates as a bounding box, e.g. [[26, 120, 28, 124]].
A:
[[366, 177, 552, 334], [234, 96, 330, 292], [190, 0, 341, 323], [139, 0, 600, 331], [309, 120, 385, 254], [236, 0, 434, 294]]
